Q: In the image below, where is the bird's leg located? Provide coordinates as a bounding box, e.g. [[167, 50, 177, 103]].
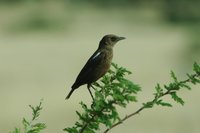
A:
[[91, 85, 96, 90], [87, 84, 95, 101]]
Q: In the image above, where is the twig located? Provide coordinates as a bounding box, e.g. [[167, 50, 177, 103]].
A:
[[80, 101, 116, 133], [104, 106, 145, 133], [103, 73, 200, 133]]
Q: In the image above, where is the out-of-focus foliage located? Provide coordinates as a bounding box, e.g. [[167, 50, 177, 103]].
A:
[[1, 0, 200, 26], [162, 0, 200, 23], [68, 0, 200, 23]]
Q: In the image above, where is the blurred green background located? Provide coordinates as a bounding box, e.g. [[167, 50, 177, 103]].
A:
[[0, 0, 200, 133]]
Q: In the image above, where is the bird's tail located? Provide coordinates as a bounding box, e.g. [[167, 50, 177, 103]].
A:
[[65, 89, 74, 100], [65, 83, 79, 100]]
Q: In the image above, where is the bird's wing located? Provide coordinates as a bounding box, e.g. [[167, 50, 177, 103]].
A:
[[74, 50, 105, 85]]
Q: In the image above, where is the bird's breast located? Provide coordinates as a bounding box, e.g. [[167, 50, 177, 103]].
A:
[[94, 50, 113, 80]]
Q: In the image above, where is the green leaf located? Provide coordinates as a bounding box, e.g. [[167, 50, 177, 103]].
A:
[[171, 71, 178, 83], [155, 83, 162, 93], [63, 127, 78, 133], [125, 95, 137, 102], [80, 102, 89, 111], [187, 73, 200, 84], [11, 100, 46, 133], [169, 83, 180, 90], [88, 121, 99, 130], [179, 83, 191, 90], [10, 128, 20, 133], [164, 85, 170, 90], [124, 80, 141, 94], [94, 99, 106, 110], [154, 83, 163, 97], [113, 93, 124, 101], [156, 100, 172, 107], [143, 101, 154, 108], [111, 108, 120, 122], [193, 62, 200, 74], [95, 90, 104, 98], [29, 100, 43, 121], [75, 122, 82, 128], [170, 92, 184, 105], [111, 62, 118, 69], [84, 127, 95, 133], [22, 118, 29, 129]]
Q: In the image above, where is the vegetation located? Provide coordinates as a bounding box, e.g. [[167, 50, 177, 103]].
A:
[[10, 100, 46, 133], [11, 62, 200, 133]]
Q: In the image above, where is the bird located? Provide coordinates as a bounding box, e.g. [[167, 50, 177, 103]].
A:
[[66, 34, 125, 100]]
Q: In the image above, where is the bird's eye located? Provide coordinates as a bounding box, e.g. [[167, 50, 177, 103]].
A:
[[111, 37, 117, 42]]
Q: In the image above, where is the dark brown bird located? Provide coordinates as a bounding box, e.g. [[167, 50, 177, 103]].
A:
[[66, 34, 125, 100]]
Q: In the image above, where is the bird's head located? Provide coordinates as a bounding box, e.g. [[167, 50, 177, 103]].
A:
[[99, 34, 125, 49]]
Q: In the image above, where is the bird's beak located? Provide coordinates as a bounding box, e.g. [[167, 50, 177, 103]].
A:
[[118, 37, 126, 41]]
